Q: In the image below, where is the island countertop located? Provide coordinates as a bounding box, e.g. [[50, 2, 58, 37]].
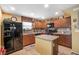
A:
[[35, 35, 59, 41]]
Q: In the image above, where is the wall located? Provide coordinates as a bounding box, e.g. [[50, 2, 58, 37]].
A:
[[64, 10, 71, 17], [0, 7, 2, 48], [33, 20, 47, 29], [0, 12, 22, 48], [65, 8, 79, 53], [71, 10, 79, 53], [2, 13, 21, 22]]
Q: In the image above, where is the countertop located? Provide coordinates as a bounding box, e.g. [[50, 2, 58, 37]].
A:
[[52, 32, 71, 35], [23, 31, 34, 35], [35, 35, 59, 41], [23, 33, 34, 35], [23, 31, 45, 35]]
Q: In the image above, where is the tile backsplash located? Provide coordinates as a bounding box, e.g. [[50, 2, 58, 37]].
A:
[[57, 28, 71, 34]]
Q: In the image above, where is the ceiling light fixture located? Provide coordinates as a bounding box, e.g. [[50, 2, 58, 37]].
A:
[[44, 4, 49, 8]]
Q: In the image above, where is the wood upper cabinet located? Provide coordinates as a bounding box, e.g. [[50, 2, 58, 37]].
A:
[[40, 20, 47, 28], [23, 34, 35, 46], [33, 21, 39, 28], [53, 16, 71, 28], [64, 17, 71, 28], [21, 16, 33, 22], [32, 22, 35, 29], [21, 16, 47, 29], [33, 20, 47, 29], [41, 21, 47, 28], [53, 19, 64, 28]]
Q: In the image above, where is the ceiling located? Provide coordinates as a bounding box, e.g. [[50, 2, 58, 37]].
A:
[[0, 4, 78, 19]]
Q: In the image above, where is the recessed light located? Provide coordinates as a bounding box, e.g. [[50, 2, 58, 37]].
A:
[[44, 4, 49, 8], [5, 5, 15, 11], [55, 12, 59, 15], [36, 16, 45, 19], [41, 16, 45, 19], [10, 6, 15, 11], [30, 13, 34, 16]]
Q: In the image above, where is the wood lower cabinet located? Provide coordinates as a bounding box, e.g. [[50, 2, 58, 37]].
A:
[[57, 35, 72, 48], [53, 34, 72, 48], [23, 34, 35, 46], [53, 42, 58, 55]]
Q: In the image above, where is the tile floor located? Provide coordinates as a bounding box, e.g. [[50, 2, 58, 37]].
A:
[[58, 45, 72, 55], [10, 44, 40, 55], [10, 44, 72, 55]]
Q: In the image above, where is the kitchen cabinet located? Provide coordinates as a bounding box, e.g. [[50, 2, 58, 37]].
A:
[[35, 21, 41, 28], [21, 16, 33, 22], [23, 34, 35, 46], [33, 20, 47, 29], [54, 34, 72, 48], [35, 35, 59, 55], [64, 16, 71, 28], [32, 22, 35, 29], [53, 16, 71, 28], [21, 16, 47, 29], [54, 19, 65, 28], [41, 21, 47, 28]]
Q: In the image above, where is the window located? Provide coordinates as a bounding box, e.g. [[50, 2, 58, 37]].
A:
[[22, 22, 32, 30]]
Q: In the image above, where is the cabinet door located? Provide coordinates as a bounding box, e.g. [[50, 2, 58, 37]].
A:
[[64, 35, 71, 48], [32, 22, 35, 29], [54, 20, 60, 28], [54, 17, 71, 28], [65, 17, 71, 28], [54, 19, 64, 28], [35, 21, 39, 28], [41, 21, 47, 28], [29, 34, 35, 44], [57, 35, 71, 48], [57, 35, 64, 45], [23, 34, 35, 46], [34, 21, 47, 29], [23, 35, 31, 46]]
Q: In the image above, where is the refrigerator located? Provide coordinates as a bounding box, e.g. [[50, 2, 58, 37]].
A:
[[3, 20, 23, 54]]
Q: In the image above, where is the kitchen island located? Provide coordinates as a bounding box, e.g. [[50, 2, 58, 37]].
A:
[[35, 35, 59, 55]]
